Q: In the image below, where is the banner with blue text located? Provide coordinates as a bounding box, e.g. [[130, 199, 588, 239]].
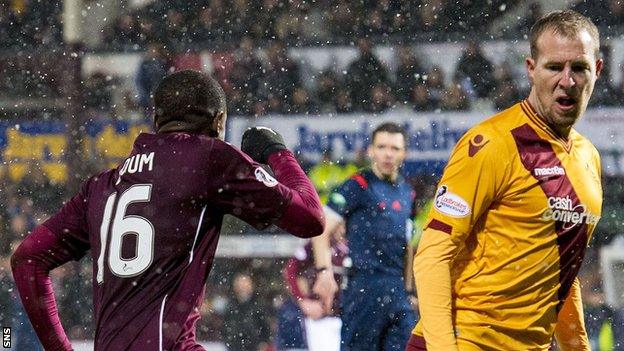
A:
[[1, 107, 622, 182], [228, 108, 624, 177]]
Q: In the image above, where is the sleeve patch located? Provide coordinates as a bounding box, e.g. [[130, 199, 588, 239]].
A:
[[254, 167, 278, 187], [433, 185, 471, 218], [328, 192, 346, 208]]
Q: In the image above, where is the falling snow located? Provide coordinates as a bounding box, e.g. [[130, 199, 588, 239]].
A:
[[0, 1, 623, 350]]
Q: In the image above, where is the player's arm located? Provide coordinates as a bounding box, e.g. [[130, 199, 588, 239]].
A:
[[11, 181, 90, 351], [284, 256, 307, 301], [413, 224, 459, 350], [404, 198, 418, 297], [413, 128, 507, 350], [239, 127, 325, 238], [404, 238, 415, 297], [283, 249, 324, 319], [11, 196, 91, 350], [311, 207, 343, 313], [11, 225, 75, 351], [268, 149, 325, 238], [554, 278, 590, 351]]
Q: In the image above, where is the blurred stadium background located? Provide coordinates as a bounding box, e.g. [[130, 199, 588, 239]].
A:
[[0, 0, 623, 350]]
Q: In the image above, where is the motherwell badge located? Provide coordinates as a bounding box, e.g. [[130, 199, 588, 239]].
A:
[[468, 134, 489, 157]]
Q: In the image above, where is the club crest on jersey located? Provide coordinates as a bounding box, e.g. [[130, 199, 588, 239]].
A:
[[434, 185, 471, 217], [254, 167, 278, 187], [542, 195, 600, 229]]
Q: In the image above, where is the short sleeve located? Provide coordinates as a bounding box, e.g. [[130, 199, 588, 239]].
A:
[[42, 178, 92, 261], [426, 127, 510, 244], [326, 176, 366, 219]]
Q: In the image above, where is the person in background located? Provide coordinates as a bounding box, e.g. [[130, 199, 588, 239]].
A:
[[454, 41, 496, 100], [313, 122, 416, 350], [221, 272, 272, 351], [136, 42, 169, 114], [308, 149, 358, 205], [283, 226, 349, 351], [346, 37, 390, 111]]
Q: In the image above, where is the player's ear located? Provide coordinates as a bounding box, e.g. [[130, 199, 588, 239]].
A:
[[152, 113, 160, 133], [595, 58, 604, 78], [367, 143, 374, 159], [211, 111, 227, 139], [526, 57, 536, 83]]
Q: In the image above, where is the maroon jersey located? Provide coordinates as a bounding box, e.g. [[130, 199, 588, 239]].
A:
[[284, 239, 349, 315], [12, 132, 324, 351]]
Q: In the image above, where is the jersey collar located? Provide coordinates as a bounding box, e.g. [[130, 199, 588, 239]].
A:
[[520, 100, 573, 153], [363, 168, 404, 186]]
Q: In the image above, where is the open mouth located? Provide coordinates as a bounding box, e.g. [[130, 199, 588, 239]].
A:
[[556, 97, 577, 107]]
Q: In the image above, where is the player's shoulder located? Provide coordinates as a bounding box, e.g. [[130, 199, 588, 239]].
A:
[[76, 168, 116, 198], [93, 168, 116, 182], [398, 176, 415, 192], [190, 136, 254, 170], [474, 102, 526, 138], [136, 132, 218, 154], [457, 102, 526, 154], [210, 138, 250, 159], [87, 168, 116, 187], [571, 129, 598, 150], [344, 169, 372, 190], [571, 128, 601, 159], [149, 133, 248, 163]]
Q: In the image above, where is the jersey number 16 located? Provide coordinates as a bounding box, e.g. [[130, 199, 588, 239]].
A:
[[96, 184, 154, 284]]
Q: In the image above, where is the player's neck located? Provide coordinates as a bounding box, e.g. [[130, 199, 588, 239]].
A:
[[158, 121, 214, 135], [525, 94, 572, 140], [371, 166, 398, 183]]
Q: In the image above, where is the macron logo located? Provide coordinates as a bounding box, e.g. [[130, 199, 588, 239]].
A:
[[534, 166, 565, 177]]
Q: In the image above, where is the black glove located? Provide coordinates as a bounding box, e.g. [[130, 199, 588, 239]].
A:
[[241, 126, 288, 164]]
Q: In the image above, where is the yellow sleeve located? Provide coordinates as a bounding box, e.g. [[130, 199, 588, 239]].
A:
[[414, 227, 459, 350], [554, 278, 590, 351], [414, 125, 510, 349], [426, 127, 510, 245]]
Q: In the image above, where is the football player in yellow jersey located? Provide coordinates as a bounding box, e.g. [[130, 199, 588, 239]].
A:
[[407, 10, 603, 351]]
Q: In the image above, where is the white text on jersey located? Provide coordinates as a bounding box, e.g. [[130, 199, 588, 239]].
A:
[[542, 195, 600, 229], [534, 166, 565, 177], [116, 152, 155, 185]]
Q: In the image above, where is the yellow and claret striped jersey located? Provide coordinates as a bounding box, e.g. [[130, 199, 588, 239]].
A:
[[412, 101, 602, 350]]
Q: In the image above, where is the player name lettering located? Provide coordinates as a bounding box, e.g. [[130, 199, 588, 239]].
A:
[[534, 166, 565, 176], [117, 152, 155, 185], [542, 195, 600, 228]]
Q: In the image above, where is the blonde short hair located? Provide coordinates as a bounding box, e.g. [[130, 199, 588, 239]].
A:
[[529, 10, 600, 59]]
